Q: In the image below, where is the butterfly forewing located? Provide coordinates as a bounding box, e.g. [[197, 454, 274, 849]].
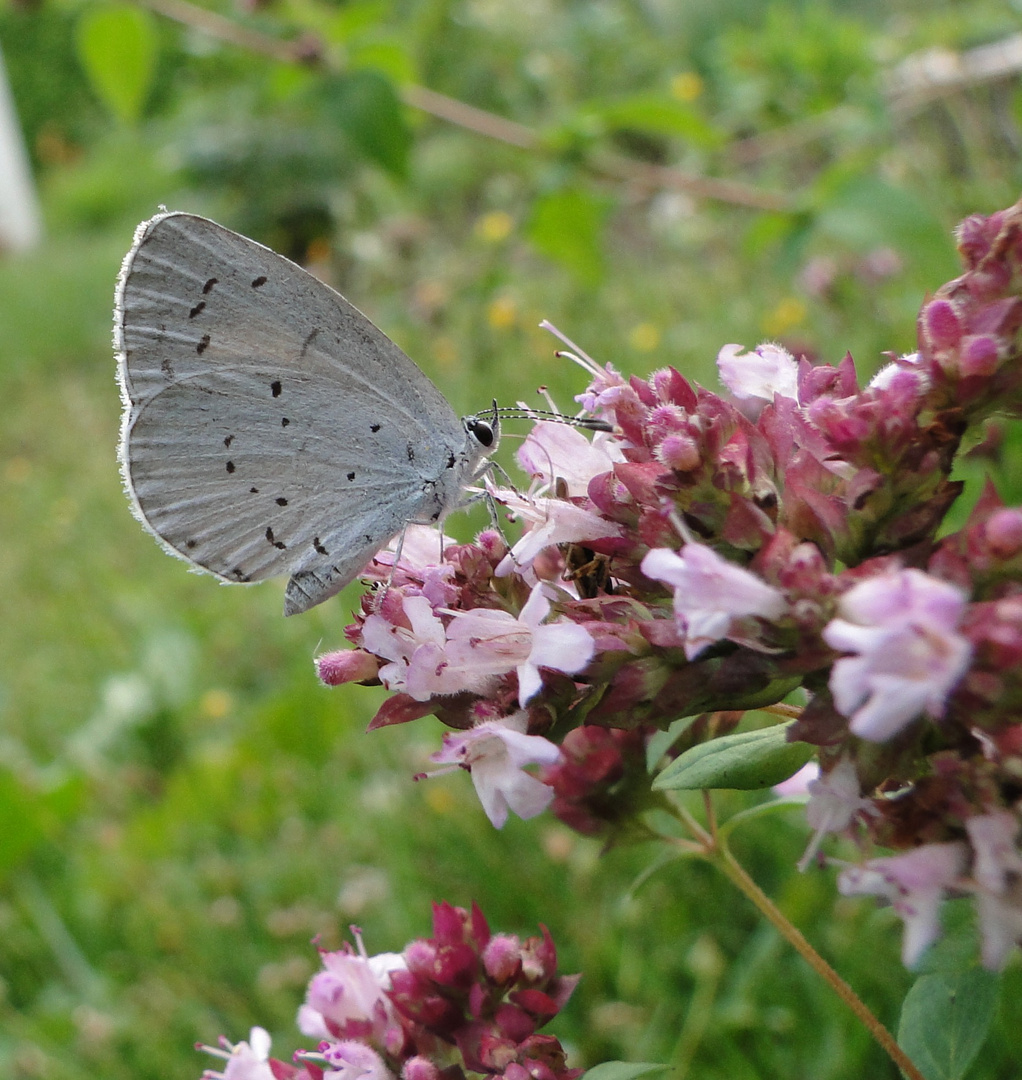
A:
[[116, 212, 479, 612]]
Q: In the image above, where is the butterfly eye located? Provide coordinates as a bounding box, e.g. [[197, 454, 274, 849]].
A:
[[468, 418, 495, 448]]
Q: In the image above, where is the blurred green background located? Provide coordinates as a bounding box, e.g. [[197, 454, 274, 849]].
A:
[[2, 0, 1022, 1076]]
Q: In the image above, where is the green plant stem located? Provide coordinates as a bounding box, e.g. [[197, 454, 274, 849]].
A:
[[710, 842, 925, 1080]]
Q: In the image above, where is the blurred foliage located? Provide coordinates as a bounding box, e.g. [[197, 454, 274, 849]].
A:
[[2, 0, 1022, 1077]]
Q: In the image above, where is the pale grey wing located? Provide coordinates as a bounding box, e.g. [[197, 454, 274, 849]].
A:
[[115, 211, 467, 612], [124, 370, 429, 591]]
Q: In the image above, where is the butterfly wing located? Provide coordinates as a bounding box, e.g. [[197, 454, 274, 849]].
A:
[[116, 212, 468, 613]]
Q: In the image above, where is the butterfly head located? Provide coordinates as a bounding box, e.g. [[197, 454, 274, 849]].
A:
[[464, 399, 501, 454]]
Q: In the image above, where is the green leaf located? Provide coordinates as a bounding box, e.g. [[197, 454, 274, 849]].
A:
[[76, 3, 157, 124], [321, 70, 411, 179], [581, 1062, 671, 1080], [580, 95, 721, 147], [652, 721, 814, 792], [645, 714, 698, 772], [527, 187, 611, 286], [897, 969, 999, 1080]]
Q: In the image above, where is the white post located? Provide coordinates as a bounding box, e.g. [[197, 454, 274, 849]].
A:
[[0, 39, 43, 253]]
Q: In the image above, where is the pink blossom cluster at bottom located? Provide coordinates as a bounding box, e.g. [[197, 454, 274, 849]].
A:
[[201, 903, 579, 1080]]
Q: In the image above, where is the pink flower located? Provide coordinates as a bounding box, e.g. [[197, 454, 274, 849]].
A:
[[320, 1041, 395, 1080], [717, 342, 799, 419], [298, 945, 406, 1044], [837, 842, 968, 966], [797, 757, 875, 872], [641, 543, 787, 659], [430, 713, 562, 828], [516, 422, 622, 497], [445, 583, 594, 705], [965, 811, 1022, 968], [492, 488, 622, 578], [823, 569, 972, 741], [973, 891, 1022, 971], [200, 1028, 276, 1080], [361, 596, 450, 701]]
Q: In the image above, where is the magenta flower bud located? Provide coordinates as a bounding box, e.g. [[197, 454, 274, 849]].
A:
[[402, 939, 437, 976], [483, 934, 523, 984], [402, 1057, 440, 1080], [315, 649, 380, 686], [921, 299, 962, 351], [956, 210, 1003, 266], [655, 433, 700, 471], [985, 508, 1022, 557], [959, 335, 1000, 377]]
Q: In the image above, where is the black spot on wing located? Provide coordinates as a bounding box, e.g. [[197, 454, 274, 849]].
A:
[[252, 276, 267, 288], [197, 334, 210, 355], [225, 460, 236, 474], [313, 537, 328, 555], [271, 380, 282, 398], [406, 443, 415, 462], [281, 417, 290, 427], [224, 434, 234, 448], [250, 487, 259, 494], [446, 452, 456, 469], [203, 277, 218, 294], [276, 497, 288, 506], [370, 423, 381, 433], [266, 526, 286, 550], [347, 471, 355, 481], [189, 301, 206, 319]]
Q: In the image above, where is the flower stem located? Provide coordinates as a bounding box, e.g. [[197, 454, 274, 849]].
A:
[[710, 842, 925, 1080]]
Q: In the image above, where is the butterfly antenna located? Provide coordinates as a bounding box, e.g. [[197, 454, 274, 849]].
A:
[[493, 406, 612, 432]]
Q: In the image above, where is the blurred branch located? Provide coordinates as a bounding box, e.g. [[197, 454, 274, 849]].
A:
[[135, 0, 793, 213], [887, 33, 1022, 114]]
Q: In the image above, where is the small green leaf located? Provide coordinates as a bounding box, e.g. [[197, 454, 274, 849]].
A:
[[652, 721, 813, 792], [897, 969, 999, 1080], [321, 70, 410, 179], [583, 95, 721, 147], [527, 187, 611, 286], [76, 3, 157, 123], [645, 715, 698, 773], [582, 1062, 670, 1080]]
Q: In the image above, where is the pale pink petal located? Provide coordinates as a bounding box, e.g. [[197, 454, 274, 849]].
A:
[[838, 842, 968, 967], [717, 342, 799, 418], [517, 421, 619, 496], [430, 717, 560, 828], [642, 544, 786, 659], [824, 570, 972, 742]]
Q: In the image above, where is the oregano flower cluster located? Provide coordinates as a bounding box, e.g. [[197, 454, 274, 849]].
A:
[[312, 198, 1022, 971]]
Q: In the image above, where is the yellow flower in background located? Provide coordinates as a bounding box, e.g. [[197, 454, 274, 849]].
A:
[[628, 322, 661, 352], [475, 210, 514, 243], [200, 688, 234, 720], [488, 296, 518, 331], [432, 335, 460, 371], [425, 784, 456, 814], [763, 297, 807, 337], [670, 71, 703, 103]]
